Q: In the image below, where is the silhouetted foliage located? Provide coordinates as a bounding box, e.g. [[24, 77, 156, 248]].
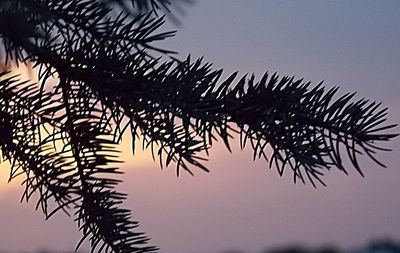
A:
[[365, 238, 400, 252], [0, 239, 399, 253], [0, 0, 397, 252], [263, 245, 338, 253], [219, 239, 400, 253]]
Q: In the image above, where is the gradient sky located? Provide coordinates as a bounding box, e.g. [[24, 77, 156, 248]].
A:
[[1, 1, 400, 253]]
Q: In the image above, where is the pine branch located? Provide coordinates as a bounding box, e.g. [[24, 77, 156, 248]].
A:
[[79, 56, 397, 185], [0, 71, 157, 252], [1, 0, 395, 182], [0, 1, 397, 253]]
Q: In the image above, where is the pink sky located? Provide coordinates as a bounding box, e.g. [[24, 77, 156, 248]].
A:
[[1, 1, 400, 253]]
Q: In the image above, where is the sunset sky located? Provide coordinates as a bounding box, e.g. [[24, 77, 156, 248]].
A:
[[1, 1, 400, 253]]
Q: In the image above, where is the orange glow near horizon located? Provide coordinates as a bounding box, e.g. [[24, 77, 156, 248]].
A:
[[0, 161, 20, 195], [0, 134, 157, 193], [0, 65, 158, 196]]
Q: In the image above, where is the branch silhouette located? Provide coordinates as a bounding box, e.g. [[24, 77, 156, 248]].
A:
[[0, 0, 397, 252]]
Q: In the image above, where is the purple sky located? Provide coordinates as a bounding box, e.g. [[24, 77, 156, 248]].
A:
[[1, 1, 400, 253]]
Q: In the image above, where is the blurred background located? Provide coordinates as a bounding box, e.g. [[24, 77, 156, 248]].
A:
[[1, 1, 400, 253]]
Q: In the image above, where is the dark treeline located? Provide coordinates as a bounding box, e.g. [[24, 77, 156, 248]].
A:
[[222, 239, 400, 253], [1, 238, 399, 253]]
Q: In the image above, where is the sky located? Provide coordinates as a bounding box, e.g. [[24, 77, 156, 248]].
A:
[[1, 1, 400, 253]]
